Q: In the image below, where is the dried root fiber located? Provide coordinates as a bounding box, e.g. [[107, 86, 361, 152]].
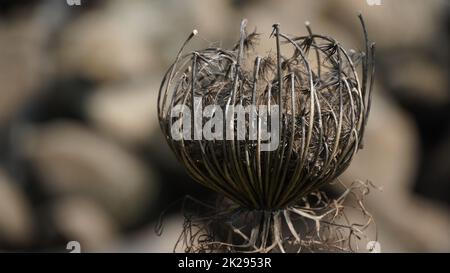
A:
[[155, 180, 377, 253]]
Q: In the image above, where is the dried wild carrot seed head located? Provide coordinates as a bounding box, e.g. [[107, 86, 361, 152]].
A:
[[158, 15, 375, 211]]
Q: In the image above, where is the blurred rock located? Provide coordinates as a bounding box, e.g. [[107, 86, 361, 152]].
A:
[[383, 53, 449, 107], [0, 169, 34, 247], [56, 1, 156, 82], [415, 128, 450, 206], [52, 197, 118, 252], [0, 13, 52, 126], [56, 0, 237, 83], [85, 81, 159, 145], [112, 215, 184, 253], [342, 92, 450, 252], [168, 0, 236, 38], [323, 0, 444, 48], [22, 121, 159, 226]]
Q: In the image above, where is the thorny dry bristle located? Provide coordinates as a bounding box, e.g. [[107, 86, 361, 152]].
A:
[[157, 16, 376, 252]]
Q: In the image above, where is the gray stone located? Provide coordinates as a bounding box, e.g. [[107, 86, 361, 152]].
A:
[[22, 121, 159, 226], [0, 169, 34, 247]]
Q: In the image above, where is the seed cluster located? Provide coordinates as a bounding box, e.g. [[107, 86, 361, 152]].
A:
[[158, 15, 375, 210]]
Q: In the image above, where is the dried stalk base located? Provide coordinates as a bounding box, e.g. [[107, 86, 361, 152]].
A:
[[157, 180, 378, 253]]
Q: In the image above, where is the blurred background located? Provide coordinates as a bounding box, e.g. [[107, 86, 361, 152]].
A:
[[0, 0, 448, 252]]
